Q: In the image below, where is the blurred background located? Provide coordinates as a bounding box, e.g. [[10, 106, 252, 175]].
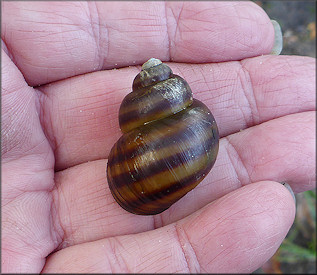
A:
[[252, 1, 316, 274]]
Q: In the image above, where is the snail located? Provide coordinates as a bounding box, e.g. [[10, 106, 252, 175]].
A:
[[107, 58, 219, 215]]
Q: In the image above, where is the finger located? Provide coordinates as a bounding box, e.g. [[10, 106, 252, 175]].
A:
[[51, 111, 314, 248], [44, 181, 296, 273], [38, 55, 316, 170], [2, 1, 274, 86]]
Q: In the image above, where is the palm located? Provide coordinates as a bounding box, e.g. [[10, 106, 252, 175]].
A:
[[2, 2, 315, 273]]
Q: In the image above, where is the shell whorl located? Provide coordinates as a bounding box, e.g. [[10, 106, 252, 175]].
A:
[[141, 58, 162, 70]]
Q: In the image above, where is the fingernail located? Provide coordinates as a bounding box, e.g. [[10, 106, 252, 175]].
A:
[[280, 182, 296, 204], [270, 20, 283, 55]]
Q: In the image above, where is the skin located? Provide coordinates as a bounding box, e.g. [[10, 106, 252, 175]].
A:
[[1, 1, 315, 273]]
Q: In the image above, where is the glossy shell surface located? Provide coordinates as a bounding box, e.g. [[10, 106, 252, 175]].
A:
[[107, 58, 219, 215]]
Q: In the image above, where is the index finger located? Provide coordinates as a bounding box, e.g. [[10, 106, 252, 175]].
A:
[[2, 1, 275, 86]]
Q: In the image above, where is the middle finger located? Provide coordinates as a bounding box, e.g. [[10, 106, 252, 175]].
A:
[[38, 55, 315, 171]]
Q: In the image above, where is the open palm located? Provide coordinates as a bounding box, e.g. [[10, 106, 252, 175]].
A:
[[2, 1, 315, 273]]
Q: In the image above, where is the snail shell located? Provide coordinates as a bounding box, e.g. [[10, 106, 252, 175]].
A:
[[107, 58, 219, 215]]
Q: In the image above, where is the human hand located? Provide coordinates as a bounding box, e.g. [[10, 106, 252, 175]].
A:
[[2, 1, 315, 273]]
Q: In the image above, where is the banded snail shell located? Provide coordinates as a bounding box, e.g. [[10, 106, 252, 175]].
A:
[[107, 58, 219, 215]]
